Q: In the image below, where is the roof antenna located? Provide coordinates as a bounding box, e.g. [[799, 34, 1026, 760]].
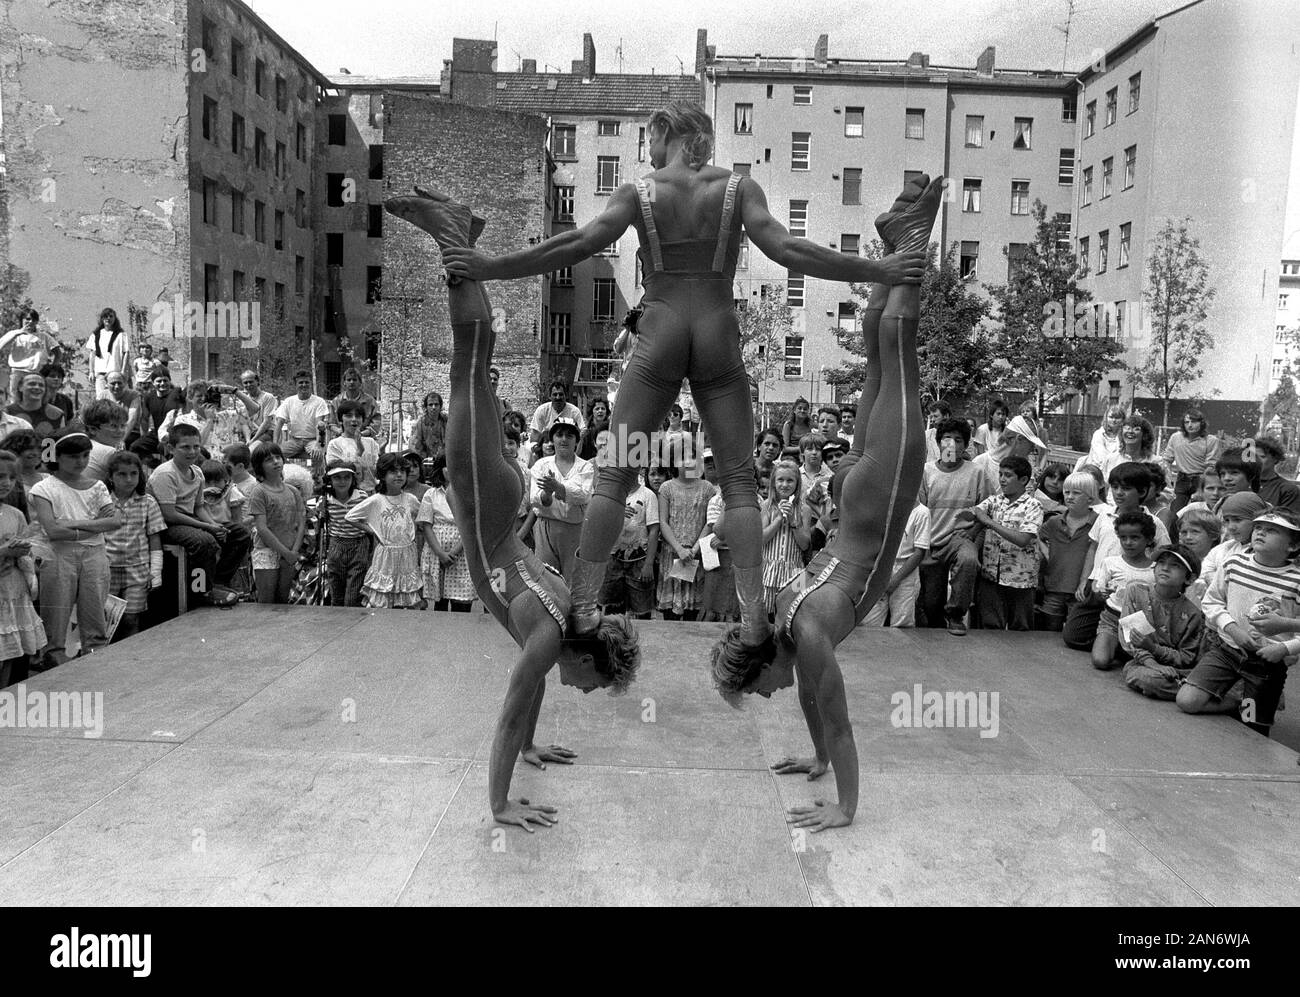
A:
[[1055, 0, 1077, 71]]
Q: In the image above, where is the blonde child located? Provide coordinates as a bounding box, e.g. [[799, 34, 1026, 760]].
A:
[[345, 452, 425, 609], [103, 451, 165, 641], [760, 460, 812, 615], [1036, 471, 1100, 631], [0, 450, 45, 684]]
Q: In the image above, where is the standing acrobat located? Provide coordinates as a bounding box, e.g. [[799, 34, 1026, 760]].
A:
[[386, 191, 638, 831], [713, 174, 944, 831]]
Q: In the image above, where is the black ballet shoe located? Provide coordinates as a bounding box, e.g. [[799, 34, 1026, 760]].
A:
[[874, 174, 945, 254]]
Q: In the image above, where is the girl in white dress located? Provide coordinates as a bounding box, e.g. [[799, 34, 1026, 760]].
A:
[[345, 452, 424, 609]]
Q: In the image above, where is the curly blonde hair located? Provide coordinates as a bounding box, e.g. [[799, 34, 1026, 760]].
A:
[[647, 102, 714, 169]]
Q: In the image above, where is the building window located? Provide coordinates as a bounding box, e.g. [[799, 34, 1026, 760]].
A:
[[1058, 148, 1075, 185], [327, 173, 345, 207], [327, 232, 343, 267], [960, 241, 979, 280], [1101, 157, 1113, 198], [232, 270, 244, 302], [1082, 166, 1093, 206], [793, 85, 812, 105], [595, 240, 619, 257], [1128, 72, 1141, 113], [296, 123, 307, 161], [733, 162, 751, 175], [1116, 300, 1126, 338], [1108, 380, 1121, 406], [1085, 101, 1096, 138], [738, 233, 749, 270], [787, 273, 805, 307], [552, 266, 573, 287], [592, 278, 616, 320], [965, 115, 983, 147], [254, 58, 265, 96], [840, 234, 860, 256], [1013, 117, 1033, 150], [791, 132, 810, 170], [254, 276, 265, 305], [254, 127, 267, 169], [1078, 237, 1089, 275], [231, 191, 244, 234], [1123, 145, 1136, 189], [368, 204, 383, 238], [366, 265, 382, 304], [555, 185, 575, 222], [842, 168, 862, 205], [1011, 180, 1030, 215], [1280, 293, 1290, 309], [838, 302, 859, 333], [230, 38, 243, 78], [1008, 243, 1029, 281], [274, 210, 284, 250], [201, 18, 216, 61], [905, 108, 924, 140], [734, 104, 753, 134], [1118, 223, 1131, 268], [275, 75, 287, 112], [962, 178, 981, 213], [1098, 230, 1109, 273], [548, 313, 571, 351], [789, 200, 808, 238], [638, 126, 646, 162], [597, 120, 620, 136], [327, 114, 346, 146], [1283, 261, 1300, 276], [274, 282, 285, 321], [552, 124, 576, 157], [784, 336, 804, 378], [295, 255, 304, 293], [231, 113, 244, 155], [368, 93, 382, 127], [1105, 87, 1117, 126], [1054, 213, 1072, 255], [1062, 94, 1077, 122], [202, 97, 217, 141], [296, 189, 306, 228], [204, 263, 219, 304], [844, 107, 864, 137], [1274, 358, 1285, 379], [369, 144, 384, 180], [596, 156, 620, 194], [254, 200, 265, 243]]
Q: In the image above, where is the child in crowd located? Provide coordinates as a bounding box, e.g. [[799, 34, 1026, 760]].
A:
[[1079, 463, 1108, 506], [1089, 510, 1157, 670], [1120, 545, 1205, 699], [0, 450, 44, 685], [971, 456, 1043, 631], [697, 489, 738, 623], [1036, 471, 1100, 631], [345, 453, 425, 609], [1142, 461, 1174, 536], [760, 459, 812, 616], [601, 470, 660, 620], [418, 457, 473, 612], [128, 436, 162, 480], [1188, 467, 1226, 516], [1180, 509, 1300, 736], [326, 400, 379, 493], [30, 433, 119, 667], [318, 462, 369, 607], [1177, 507, 1221, 565], [245, 443, 306, 605], [863, 496, 931, 628], [753, 428, 784, 491], [1195, 491, 1267, 601], [103, 451, 165, 641], [202, 459, 245, 526], [655, 459, 715, 621], [401, 449, 430, 503], [1212, 447, 1261, 509], [83, 400, 128, 480], [798, 433, 832, 523], [1033, 463, 1068, 517], [0, 429, 46, 494]]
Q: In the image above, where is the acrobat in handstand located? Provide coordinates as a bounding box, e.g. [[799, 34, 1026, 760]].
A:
[[386, 189, 639, 831], [712, 174, 944, 831]]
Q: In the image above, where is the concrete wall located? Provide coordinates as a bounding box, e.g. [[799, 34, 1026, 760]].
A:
[[0, 0, 190, 384], [381, 95, 549, 420]]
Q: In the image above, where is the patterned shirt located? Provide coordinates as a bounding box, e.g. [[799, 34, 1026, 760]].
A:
[[104, 493, 166, 570], [975, 491, 1043, 588]]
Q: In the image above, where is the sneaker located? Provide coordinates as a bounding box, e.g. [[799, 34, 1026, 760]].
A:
[[946, 615, 967, 637]]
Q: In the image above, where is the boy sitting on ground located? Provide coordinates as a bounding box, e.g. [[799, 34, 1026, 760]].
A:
[[1089, 510, 1156, 670], [1119, 544, 1204, 700]]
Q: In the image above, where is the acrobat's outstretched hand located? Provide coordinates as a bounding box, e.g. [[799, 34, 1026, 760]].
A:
[[522, 744, 577, 770], [494, 798, 560, 832], [771, 755, 829, 781], [787, 799, 852, 832]]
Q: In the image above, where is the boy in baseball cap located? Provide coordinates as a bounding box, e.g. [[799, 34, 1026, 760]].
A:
[[1118, 543, 1204, 700]]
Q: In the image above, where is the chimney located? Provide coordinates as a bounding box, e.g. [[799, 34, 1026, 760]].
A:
[[976, 45, 995, 75], [814, 34, 828, 68], [583, 32, 596, 79], [571, 59, 584, 75], [522, 58, 537, 74], [452, 38, 497, 73], [906, 51, 930, 70], [695, 28, 709, 74]]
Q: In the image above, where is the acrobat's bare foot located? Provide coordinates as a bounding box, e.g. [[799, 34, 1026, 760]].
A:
[[384, 186, 486, 250], [874, 174, 945, 255]]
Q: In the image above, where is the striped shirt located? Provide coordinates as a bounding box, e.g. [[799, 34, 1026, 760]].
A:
[[1203, 551, 1300, 655], [318, 493, 368, 541], [104, 494, 166, 570]]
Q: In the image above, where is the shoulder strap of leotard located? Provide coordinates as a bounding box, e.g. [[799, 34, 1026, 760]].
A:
[[635, 179, 664, 274], [712, 172, 743, 273]]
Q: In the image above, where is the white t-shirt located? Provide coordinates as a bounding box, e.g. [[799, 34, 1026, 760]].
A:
[[1088, 505, 1170, 584], [87, 440, 119, 481], [893, 504, 933, 571], [615, 482, 660, 552], [246, 390, 280, 430], [326, 436, 379, 491], [530, 401, 585, 438], [0, 328, 58, 372], [529, 454, 595, 524], [84, 328, 130, 376], [274, 394, 331, 440], [30, 477, 113, 546]]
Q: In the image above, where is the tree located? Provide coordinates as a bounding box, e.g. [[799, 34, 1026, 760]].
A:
[[736, 285, 790, 426], [986, 199, 1126, 411], [1128, 217, 1218, 428], [825, 241, 996, 407]]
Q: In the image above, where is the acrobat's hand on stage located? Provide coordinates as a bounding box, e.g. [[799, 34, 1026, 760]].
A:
[[443, 246, 491, 281], [522, 744, 578, 770], [771, 756, 828, 781], [494, 798, 559, 832], [787, 800, 851, 832]]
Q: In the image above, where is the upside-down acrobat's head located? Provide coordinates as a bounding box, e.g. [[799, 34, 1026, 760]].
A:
[[559, 615, 640, 695], [709, 627, 791, 708]]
